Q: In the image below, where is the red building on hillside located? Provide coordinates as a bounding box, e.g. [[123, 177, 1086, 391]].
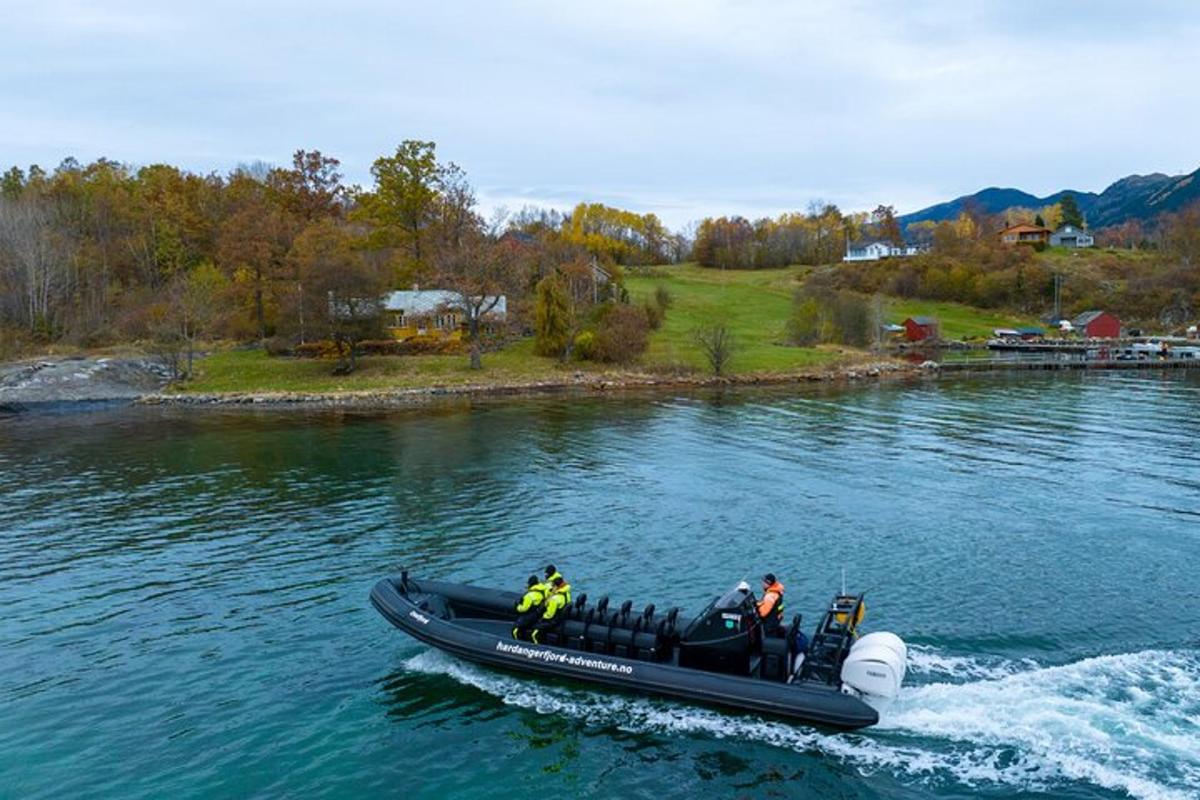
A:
[[1073, 310, 1121, 339], [903, 316, 940, 342]]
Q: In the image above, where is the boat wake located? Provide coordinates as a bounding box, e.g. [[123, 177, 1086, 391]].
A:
[[403, 646, 1200, 800]]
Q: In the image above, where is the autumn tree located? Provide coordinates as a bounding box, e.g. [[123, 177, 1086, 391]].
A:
[[562, 202, 671, 264], [0, 193, 77, 337], [435, 230, 528, 370], [218, 173, 294, 339], [359, 140, 446, 275], [872, 205, 904, 246], [268, 149, 347, 223], [298, 220, 388, 374], [159, 262, 228, 378]]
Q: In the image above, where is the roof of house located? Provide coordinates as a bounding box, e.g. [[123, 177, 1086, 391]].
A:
[[383, 289, 507, 316], [1017, 326, 1046, 335], [1073, 310, 1113, 326], [1054, 225, 1087, 234], [847, 239, 892, 249], [998, 223, 1052, 235], [906, 316, 938, 326], [499, 230, 537, 245]]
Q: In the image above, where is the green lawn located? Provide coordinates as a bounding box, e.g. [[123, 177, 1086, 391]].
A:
[[626, 264, 843, 372], [182, 262, 1035, 394], [180, 339, 584, 394], [625, 263, 1035, 361]]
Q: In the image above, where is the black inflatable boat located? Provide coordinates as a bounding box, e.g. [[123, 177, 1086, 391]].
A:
[[370, 573, 908, 730]]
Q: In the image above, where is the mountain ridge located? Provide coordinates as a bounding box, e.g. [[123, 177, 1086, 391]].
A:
[[899, 167, 1198, 230]]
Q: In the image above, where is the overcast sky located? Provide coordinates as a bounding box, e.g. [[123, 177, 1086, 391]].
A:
[[3, 0, 1198, 227]]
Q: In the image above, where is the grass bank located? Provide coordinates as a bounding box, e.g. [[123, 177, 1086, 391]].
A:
[[627, 263, 1041, 347], [177, 262, 1032, 397]]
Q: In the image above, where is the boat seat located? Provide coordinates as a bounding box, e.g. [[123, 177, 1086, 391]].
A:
[[610, 627, 635, 658]]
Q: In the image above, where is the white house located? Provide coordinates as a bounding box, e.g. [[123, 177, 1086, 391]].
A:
[[843, 241, 927, 262], [1049, 225, 1094, 248]]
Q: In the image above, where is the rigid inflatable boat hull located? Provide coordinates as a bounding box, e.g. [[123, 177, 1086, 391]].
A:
[[370, 577, 879, 730]]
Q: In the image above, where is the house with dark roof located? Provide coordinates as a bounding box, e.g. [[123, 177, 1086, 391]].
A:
[[997, 223, 1052, 245], [1073, 310, 1121, 339], [1050, 225, 1094, 248]]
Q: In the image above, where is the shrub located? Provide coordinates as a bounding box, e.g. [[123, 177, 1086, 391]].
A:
[[294, 340, 343, 359], [643, 300, 665, 330], [786, 288, 874, 347], [593, 303, 651, 363], [573, 330, 597, 360], [694, 323, 737, 376], [786, 296, 826, 346], [263, 336, 294, 357], [654, 285, 673, 310], [293, 337, 464, 358]]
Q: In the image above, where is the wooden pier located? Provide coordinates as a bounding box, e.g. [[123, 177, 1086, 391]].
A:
[[936, 358, 1200, 373]]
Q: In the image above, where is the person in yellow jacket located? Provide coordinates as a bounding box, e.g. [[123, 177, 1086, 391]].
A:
[[512, 575, 546, 640], [530, 574, 571, 644]]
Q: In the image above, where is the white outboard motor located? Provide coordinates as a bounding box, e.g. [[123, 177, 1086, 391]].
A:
[[840, 631, 907, 710]]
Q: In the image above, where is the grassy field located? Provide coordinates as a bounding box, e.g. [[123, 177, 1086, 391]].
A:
[[627, 263, 1040, 353], [179, 339, 588, 394], [625, 264, 842, 371], [181, 262, 1035, 394]]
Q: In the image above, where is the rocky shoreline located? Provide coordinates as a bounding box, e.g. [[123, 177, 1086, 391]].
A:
[[0, 356, 172, 409], [0, 354, 924, 412], [135, 361, 919, 409]]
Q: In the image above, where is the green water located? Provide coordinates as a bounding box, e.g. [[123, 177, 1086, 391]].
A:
[[1, 372, 1198, 799]]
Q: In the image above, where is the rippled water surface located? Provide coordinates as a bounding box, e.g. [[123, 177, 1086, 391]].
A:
[[2, 372, 1198, 800]]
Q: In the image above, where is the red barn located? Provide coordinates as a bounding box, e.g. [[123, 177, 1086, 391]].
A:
[[903, 316, 940, 342], [1073, 310, 1121, 339]]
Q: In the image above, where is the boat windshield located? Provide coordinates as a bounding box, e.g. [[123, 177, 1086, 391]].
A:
[[686, 582, 754, 628]]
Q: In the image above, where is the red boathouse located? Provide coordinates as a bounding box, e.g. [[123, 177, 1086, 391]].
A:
[[1073, 310, 1121, 339], [903, 316, 940, 342]]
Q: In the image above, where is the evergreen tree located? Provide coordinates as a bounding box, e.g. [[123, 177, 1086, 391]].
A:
[[1059, 193, 1084, 228], [533, 275, 573, 359], [1034, 213, 1045, 228]]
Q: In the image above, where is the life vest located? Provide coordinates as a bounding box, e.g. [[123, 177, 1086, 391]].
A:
[[833, 596, 866, 631], [542, 581, 572, 620], [516, 583, 547, 613], [545, 571, 563, 585], [757, 582, 785, 624]]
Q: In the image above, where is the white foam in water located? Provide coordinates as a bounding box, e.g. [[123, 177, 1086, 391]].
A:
[[906, 643, 1037, 682], [403, 648, 1200, 800]]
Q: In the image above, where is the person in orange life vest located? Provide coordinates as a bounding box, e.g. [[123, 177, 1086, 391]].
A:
[[757, 573, 785, 635]]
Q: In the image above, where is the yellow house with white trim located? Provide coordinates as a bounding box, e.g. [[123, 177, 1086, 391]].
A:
[[382, 288, 508, 341]]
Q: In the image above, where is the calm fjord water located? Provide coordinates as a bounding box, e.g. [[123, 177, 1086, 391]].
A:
[[1, 372, 1198, 800]]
